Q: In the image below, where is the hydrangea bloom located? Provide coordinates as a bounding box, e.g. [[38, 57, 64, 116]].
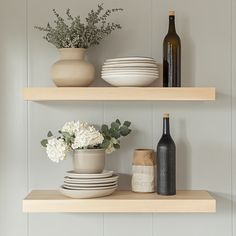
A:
[[61, 121, 81, 135], [72, 125, 104, 149], [46, 138, 68, 163]]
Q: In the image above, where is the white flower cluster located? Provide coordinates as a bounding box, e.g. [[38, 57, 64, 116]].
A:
[[46, 138, 68, 163], [45, 121, 104, 163], [72, 124, 104, 149], [61, 121, 81, 135]]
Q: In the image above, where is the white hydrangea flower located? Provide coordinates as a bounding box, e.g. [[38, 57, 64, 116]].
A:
[[61, 121, 81, 135], [46, 138, 68, 163], [72, 125, 104, 149], [79, 122, 89, 129]]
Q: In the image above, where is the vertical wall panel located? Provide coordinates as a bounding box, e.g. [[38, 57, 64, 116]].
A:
[[104, 214, 152, 236], [0, 0, 28, 235], [232, 0, 236, 234]]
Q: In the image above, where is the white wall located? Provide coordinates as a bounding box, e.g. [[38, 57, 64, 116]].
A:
[[0, 0, 235, 235]]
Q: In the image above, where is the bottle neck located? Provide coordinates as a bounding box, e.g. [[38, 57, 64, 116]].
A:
[[168, 15, 176, 33], [163, 117, 170, 135]]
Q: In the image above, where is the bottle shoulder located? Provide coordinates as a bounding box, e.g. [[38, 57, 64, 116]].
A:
[[164, 33, 181, 43]]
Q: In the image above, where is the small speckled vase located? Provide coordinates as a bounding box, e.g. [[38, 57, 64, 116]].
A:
[[132, 149, 155, 193], [51, 48, 95, 87]]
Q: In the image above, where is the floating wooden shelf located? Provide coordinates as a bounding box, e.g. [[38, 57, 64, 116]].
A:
[[22, 87, 215, 101], [23, 190, 216, 213]]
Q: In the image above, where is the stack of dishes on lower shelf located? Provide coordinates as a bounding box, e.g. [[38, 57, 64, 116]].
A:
[[101, 57, 159, 87], [60, 170, 118, 199]]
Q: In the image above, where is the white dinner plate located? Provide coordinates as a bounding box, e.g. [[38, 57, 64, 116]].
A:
[[102, 70, 159, 74], [63, 181, 118, 187], [63, 184, 118, 190], [102, 74, 158, 79], [102, 72, 159, 76], [104, 61, 156, 66], [60, 186, 117, 199], [104, 60, 156, 65], [102, 67, 158, 71], [105, 57, 154, 62], [102, 69, 158, 73], [66, 170, 113, 179], [102, 63, 158, 68], [64, 174, 119, 184]]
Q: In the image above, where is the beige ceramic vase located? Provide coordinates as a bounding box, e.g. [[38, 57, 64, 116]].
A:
[[51, 48, 95, 87]]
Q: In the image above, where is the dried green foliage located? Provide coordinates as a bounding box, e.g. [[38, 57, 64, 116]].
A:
[[34, 4, 123, 48]]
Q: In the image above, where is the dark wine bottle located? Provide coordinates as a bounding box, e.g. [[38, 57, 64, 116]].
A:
[[156, 113, 176, 195], [163, 11, 181, 87]]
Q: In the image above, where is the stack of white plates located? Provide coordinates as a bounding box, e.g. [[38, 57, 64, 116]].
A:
[[60, 170, 118, 199], [101, 57, 159, 87]]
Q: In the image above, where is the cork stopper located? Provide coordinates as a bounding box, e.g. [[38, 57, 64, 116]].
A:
[[169, 11, 175, 16], [163, 113, 169, 118]]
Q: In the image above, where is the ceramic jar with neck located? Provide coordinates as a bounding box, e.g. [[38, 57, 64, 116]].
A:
[[51, 48, 95, 87]]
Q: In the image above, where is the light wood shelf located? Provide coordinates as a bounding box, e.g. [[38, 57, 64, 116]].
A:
[[23, 190, 216, 213], [22, 87, 215, 101]]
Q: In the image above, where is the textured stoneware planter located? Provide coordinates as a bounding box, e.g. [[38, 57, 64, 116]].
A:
[[51, 48, 95, 87], [73, 149, 105, 174]]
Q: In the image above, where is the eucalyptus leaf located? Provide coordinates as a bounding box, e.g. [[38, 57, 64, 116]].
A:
[[41, 139, 48, 147], [101, 139, 110, 148], [101, 124, 109, 132], [116, 119, 121, 125], [111, 130, 120, 139], [120, 126, 130, 136], [123, 121, 131, 127], [105, 135, 111, 140], [111, 122, 119, 130], [47, 131, 53, 137], [113, 143, 120, 149]]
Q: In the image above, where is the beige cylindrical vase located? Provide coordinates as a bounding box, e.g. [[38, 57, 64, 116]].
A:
[[51, 48, 96, 87], [132, 149, 155, 193], [73, 149, 105, 174]]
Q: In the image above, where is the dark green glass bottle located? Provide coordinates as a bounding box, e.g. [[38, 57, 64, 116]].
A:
[[163, 11, 181, 87]]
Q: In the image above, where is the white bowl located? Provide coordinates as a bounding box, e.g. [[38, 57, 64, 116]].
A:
[[102, 74, 158, 87]]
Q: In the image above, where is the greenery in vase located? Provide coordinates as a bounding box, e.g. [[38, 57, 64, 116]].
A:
[[34, 4, 123, 48], [41, 119, 131, 163], [100, 119, 131, 153]]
